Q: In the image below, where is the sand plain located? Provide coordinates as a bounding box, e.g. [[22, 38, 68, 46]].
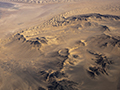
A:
[[0, 0, 120, 90]]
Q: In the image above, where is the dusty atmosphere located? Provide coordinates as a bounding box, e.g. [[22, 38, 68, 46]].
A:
[[0, 0, 120, 90]]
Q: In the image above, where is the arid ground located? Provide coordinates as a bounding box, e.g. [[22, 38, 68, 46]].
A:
[[0, 0, 120, 90]]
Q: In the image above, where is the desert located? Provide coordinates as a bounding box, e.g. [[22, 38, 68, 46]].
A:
[[0, 0, 120, 90]]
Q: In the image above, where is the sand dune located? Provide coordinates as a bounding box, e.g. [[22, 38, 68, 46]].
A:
[[0, 0, 120, 90], [1, 0, 89, 4]]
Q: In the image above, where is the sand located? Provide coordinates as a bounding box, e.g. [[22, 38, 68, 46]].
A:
[[0, 0, 120, 90]]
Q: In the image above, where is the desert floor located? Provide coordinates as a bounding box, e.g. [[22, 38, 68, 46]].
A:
[[0, 0, 120, 90]]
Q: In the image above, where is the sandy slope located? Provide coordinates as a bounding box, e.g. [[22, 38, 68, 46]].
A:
[[0, 0, 120, 90]]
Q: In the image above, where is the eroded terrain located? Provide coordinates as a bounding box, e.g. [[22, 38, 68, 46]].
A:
[[0, 0, 120, 90]]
